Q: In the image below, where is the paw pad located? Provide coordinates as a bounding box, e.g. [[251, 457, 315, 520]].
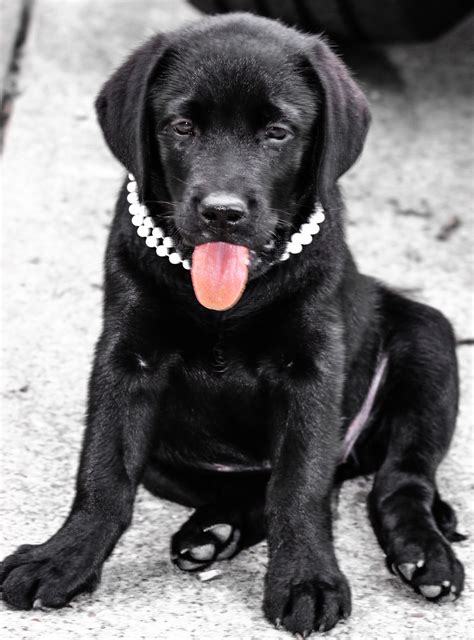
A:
[[419, 584, 442, 599], [189, 544, 215, 562], [386, 532, 464, 603], [204, 523, 233, 544], [172, 521, 241, 572], [215, 529, 240, 560], [398, 563, 416, 581]]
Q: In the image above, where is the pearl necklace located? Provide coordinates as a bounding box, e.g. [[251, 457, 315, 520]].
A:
[[126, 174, 325, 269]]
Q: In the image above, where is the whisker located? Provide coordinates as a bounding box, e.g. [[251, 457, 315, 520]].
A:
[[274, 218, 294, 230], [169, 175, 188, 187], [268, 207, 292, 217], [266, 229, 282, 241], [143, 199, 177, 207]]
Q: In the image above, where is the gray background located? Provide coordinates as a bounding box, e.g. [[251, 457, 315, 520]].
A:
[[1, 1, 473, 638]]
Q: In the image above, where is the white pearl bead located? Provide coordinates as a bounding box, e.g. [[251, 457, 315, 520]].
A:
[[129, 203, 144, 215], [313, 209, 325, 224], [290, 232, 305, 245], [143, 216, 154, 228], [128, 173, 134, 181], [182, 259, 191, 270], [146, 236, 158, 248], [299, 232, 313, 245], [127, 181, 138, 192], [137, 226, 150, 237], [163, 236, 174, 248], [131, 214, 144, 227], [280, 252, 290, 261], [305, 221, 320, 235], [287, 241, 303, 254], [168, 252, 181, 265], [127, 192, 139, 204], [156, 245, 168, 257], [152, 227, 164, 239]]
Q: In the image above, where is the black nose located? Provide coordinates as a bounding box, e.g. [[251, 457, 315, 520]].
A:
[[198, 193, 248, 227]]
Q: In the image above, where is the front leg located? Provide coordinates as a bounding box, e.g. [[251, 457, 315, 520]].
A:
[[0, 333, 163, 610], [264, 353, 350, 636]]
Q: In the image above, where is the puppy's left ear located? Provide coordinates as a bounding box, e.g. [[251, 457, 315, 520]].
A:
[[95, 35, 169, 196], [304, 37, 371, 210]]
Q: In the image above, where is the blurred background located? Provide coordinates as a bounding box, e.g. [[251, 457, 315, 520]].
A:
[[1, 1, 473, 639]]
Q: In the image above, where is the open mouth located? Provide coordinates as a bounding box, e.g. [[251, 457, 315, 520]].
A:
[[191, 242, 251, 311]]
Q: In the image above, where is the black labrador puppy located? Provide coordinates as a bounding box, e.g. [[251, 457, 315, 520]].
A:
[[0, 14, 465, 636]]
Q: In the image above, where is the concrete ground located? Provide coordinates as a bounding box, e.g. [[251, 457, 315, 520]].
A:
[[0, 1, 473, 638]]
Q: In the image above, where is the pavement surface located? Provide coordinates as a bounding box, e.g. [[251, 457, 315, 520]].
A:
[[0, 0, 23, 90], [0, 1, 473, 639]]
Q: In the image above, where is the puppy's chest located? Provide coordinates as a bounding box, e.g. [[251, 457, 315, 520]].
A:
[[136, 321, 309, 466], [154, 334, 272, 467], [133, 313, 305, 415], [169, 331, 266, 404]]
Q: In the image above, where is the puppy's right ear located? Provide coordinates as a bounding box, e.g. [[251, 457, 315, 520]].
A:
[[95, 35, 169, 197]]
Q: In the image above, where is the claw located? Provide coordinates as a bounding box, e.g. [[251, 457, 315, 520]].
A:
[[419, 585, 442, 599], [32, 598, 54, 611]]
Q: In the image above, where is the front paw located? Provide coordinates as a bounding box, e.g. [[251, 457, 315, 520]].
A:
[[0, 541, 101, 610], [263, 559, 351, 636]]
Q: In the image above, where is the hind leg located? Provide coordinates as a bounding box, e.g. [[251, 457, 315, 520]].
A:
[[142, 463, 268, 572], [368, 292, 465, 602]]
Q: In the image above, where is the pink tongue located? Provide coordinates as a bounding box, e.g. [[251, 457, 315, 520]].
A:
[[191, 242, 250, 311]]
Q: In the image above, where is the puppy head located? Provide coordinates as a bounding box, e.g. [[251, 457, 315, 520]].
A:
[[96, 15, 369, 309]]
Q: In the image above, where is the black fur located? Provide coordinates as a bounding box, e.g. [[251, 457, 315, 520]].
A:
[[0, 14, 464, 636]]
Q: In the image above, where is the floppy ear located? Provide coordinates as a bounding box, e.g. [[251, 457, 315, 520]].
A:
[[95, 35, 169, 197], [304, 37, 371, 210]]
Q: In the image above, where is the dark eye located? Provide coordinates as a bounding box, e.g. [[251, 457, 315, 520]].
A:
[[172, 119, 194, 136], [265, 125, 291, 141]]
